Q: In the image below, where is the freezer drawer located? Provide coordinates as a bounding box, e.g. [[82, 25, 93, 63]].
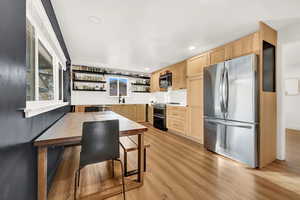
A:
[[204, 118, 258, 168]]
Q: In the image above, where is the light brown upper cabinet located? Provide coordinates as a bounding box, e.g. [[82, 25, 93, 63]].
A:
[[231, 32, 260, 58], [170, 61, 187, 90], [150, 71, 160, 92], [151, 61, 187, 92], [210, 47, 225, 65], [187, 75, 203, 143], [187, 53, 209, 77], [209, 44, 232, 65]]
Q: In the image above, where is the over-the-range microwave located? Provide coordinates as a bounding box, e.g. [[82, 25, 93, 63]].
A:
[[159, 72, 172, 88]]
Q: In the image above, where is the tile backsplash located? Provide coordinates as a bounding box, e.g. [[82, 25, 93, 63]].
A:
[[150, 89, 187, 105], [72, 88, 187, 105]]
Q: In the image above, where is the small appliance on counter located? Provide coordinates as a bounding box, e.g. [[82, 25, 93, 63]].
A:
[[153, 103, 167, 131]]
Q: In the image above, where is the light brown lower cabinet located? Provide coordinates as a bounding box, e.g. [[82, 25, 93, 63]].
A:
[[74, 105, 85, 112], [112, 104, 146, 122], [74, 104, 147, 122], [148, 105, 153, 125], [187, 107, 203, 142], [136, 104, 146, 122], [187, 75, 204, 143], [166, 106, 187, 135]]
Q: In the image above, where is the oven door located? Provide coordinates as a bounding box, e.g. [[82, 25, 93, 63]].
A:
[[154, 115, 166, 131], [154, 107, 165, 116]]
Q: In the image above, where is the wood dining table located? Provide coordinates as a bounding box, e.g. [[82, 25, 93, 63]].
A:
[[34, 111, 148, 200]]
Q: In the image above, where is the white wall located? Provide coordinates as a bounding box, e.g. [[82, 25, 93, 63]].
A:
[[277, 21, 300, 160], [282, 43, 300, 130]]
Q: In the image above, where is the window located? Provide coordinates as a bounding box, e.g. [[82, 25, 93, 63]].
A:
[[109, 77, 128, 97], [26, 19, 35, 101], [119, 78, 128, 96], [24, 0, 68, 118], [38, 41, 54, 100], [24, 14, 67, 117]]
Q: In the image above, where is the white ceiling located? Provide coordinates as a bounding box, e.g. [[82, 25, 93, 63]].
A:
[[51, 0, 300, 72]]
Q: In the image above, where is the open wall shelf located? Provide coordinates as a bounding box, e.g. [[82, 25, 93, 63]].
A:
[[132, 91, 150, 93], [73, 70, 150, 80], [73, 89, 107, 92], [131, 83, 150, 86], [73, 79, 107, 83]]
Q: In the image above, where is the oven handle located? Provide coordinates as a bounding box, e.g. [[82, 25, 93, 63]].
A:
[[153, 115, 165, 119]]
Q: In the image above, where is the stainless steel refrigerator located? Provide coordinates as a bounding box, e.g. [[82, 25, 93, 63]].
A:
[[203, 54, 258, 168]]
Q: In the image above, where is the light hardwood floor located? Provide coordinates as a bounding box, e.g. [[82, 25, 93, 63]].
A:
[[48, 124, 300, 200]]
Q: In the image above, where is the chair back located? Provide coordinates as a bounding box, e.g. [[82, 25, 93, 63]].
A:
[[80, 120, 120, 168]]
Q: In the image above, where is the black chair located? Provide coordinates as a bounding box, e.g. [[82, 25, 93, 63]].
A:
[[74, 120, 126, 200]]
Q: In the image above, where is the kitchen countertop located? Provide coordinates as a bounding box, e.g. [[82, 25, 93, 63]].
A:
[[72, 103, 147, 106], [147, 103, 187, 107], [166, 104, 187, 107]]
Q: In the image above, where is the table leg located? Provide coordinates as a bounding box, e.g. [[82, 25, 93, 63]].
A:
[[137, 133, 145, 183], [38, 147, 48, 200]]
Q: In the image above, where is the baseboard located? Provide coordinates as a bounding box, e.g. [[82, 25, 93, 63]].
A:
[[166, 129, 203, 145]]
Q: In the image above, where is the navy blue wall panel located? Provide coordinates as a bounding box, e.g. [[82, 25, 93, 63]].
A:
[[0, 0, 71, 199]]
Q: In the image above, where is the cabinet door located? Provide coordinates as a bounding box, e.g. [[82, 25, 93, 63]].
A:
[[150, 72, 157, 92], [150, 73, 156, 92], [119, 105, 127, 116], [187, 76, 204, 143], [210, 47, 226, 65], [231, 33, 259, 58], [148, 105, 153, 124], [167, 118, 186, 134], [167, 107, 187, 121], [154, 72, 161, 92], [125, 105, 137, 121], [209, 45, 232, 65], [136, 104, 146, 122], [171, 61, 187, 90], [187, 53, 209, 77], [75, 106, 85, 112], [112, 105, 122, 114]]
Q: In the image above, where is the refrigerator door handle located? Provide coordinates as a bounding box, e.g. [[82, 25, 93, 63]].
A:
[[205, 119, 253, 129], [224, 67, 229, 113], [219, 67, 225, 113], [223, 123, 252, 129]]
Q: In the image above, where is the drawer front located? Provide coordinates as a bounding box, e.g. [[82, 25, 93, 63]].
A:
[[167, 110, 186, 120], [167, 107, 187, 120], [167, 106, 187, 111], [167, 118, 186, 134]]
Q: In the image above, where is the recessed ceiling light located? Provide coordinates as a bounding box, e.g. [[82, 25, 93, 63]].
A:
[[88, 16, 102, 24], [145, 67, 150, 71], [189, 46, 196, 50]]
